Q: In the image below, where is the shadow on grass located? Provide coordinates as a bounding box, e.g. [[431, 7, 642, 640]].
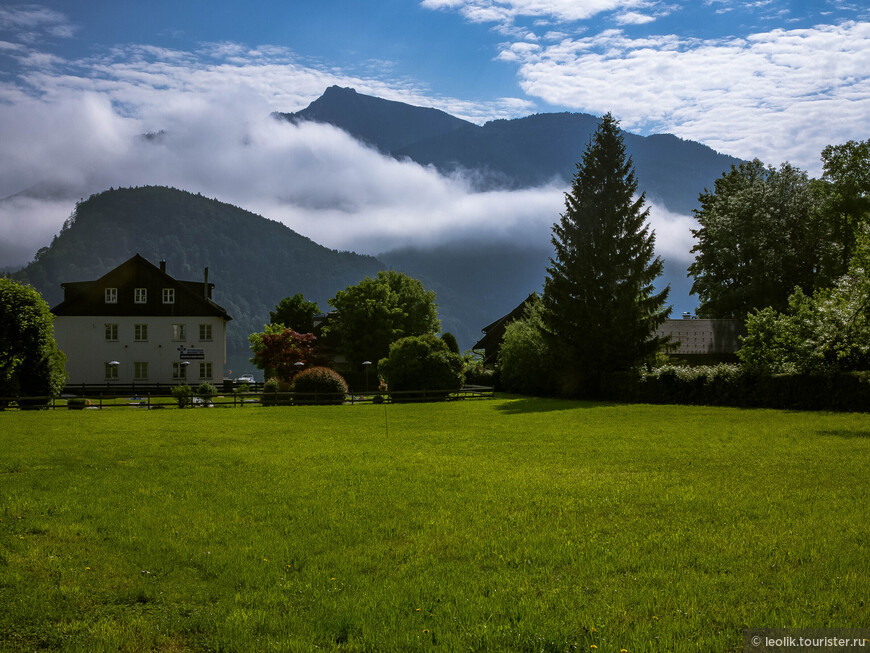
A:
[[495, 395, 620, 414], [817, 429, 870, 439]]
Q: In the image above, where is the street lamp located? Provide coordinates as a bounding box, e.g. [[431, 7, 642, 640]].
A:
[[181, 360, 190, 381], [362, 361, 372, 392]]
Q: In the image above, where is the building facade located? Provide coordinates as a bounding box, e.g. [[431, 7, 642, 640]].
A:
[[51, 254, 232, 385]]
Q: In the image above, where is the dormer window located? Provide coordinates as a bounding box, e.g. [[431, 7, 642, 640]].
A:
[[134, 288, 147, 304], [105, 288, 117, 304], [162, 288, 175, 304]]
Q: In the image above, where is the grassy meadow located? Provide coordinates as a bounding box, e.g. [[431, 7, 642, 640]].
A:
[[1, 398, 869, 652]]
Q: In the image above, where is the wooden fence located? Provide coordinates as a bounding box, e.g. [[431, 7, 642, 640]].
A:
[[0, 385, 494, 410]]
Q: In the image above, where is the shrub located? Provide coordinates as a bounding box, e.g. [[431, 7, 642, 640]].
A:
[[497, 296, 553, 395], [261, 377, 291, 406], [196, 382, 218, 401], [291, 367, 348, 405], [605, 364, 870, 412], [378, 334, 463, 402], [171, 384, 193, 408], [67, 397, 90, 410]]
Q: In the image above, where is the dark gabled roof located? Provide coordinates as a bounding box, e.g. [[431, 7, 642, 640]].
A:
[[51, 253, 231, 320], [472, 293, 537, 354]]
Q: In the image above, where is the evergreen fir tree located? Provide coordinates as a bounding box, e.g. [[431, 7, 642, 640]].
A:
[[542, 113, 670, 396]]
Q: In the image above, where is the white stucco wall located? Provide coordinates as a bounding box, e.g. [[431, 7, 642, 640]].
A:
[[55, 315, 227, 385]]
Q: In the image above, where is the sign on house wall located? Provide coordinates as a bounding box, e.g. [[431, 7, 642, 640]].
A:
[[178, 347, 205, 360]]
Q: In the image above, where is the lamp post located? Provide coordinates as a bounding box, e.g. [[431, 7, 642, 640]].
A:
[[362, 361, 371, 393], [181, 360, 190, 382]]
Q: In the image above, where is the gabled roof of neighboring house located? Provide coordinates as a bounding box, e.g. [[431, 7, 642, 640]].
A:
[[51, 253, 232, 320], [472, 293, 537, 363]]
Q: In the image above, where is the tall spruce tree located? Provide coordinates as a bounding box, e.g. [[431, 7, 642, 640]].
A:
[[542, 113, 670, 396]]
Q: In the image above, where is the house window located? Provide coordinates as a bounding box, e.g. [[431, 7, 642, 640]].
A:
[[134, 324, 148, 341], [199, 362, 212, 379], [104, 362, 118, 379], [134, 288, 147, 304], [105, 288, 117, 304], [105, 323, 118, 341], [134, 362, 148, 380], [199, 324, 212, 341], [162, 288, 175, 304], [172, 324, 186, 341], [172, 362, 187, 380]]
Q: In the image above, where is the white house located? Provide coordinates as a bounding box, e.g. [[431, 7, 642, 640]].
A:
[[51, 254, 232, 385]]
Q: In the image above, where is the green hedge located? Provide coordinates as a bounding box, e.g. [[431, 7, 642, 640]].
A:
[[605, 365, 870, 412]]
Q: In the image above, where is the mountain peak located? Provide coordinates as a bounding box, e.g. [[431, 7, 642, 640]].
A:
[[274, 87, 474, 153]]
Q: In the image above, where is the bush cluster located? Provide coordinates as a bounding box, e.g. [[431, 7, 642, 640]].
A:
[[291, 367, 348, 405], [171, 384, 193, 408], [605, 364, 870, 412], [378, 334, 463, 402]]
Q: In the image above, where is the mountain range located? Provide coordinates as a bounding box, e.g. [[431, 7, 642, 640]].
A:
[[9, 87, 745, 375], [277, 86, 742, 214]]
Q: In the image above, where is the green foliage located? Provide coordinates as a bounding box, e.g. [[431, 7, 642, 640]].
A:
[[497, 294, 552, 395], [817, 139, 870, 271], [440, 331, 460, 355], [196, 382, 218, 400], [326, 270, 440, 367], [66, 397, 90, 410], [738, 242, 870, 374], [171, 384, 193, 408], [461, 350, 494, 386], [269, 293, 321, 333], [689, 159, 832, 319], [291, 367, 348, 405], [0, 278, 66, 398], [377, 333, 463, 400], [262, 377, 280, 393], [606, 364, 870, 412], [542, 114, 670, 396], [260, 377, 289, 406]]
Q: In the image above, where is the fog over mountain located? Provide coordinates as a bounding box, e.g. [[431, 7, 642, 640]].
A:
[[1, 86, 747, 350]]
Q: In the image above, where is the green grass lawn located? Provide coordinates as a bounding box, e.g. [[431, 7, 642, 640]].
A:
[[2, 398, 868, 652]]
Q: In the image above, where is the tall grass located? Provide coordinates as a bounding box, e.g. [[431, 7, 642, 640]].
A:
[[1, 399, 868, 651]]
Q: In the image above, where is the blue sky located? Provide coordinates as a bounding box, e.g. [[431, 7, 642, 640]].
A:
[[1, 0, 869, 268]]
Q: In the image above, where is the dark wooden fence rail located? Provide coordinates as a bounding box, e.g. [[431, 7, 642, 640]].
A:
[[0, 386, 494, 410]]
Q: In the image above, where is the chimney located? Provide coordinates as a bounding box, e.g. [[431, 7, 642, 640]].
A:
[[159, 260, 166, 274], [203, 267, 209, 299]]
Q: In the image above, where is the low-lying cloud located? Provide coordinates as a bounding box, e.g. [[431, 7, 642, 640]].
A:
[[0, 42, 696, 271]]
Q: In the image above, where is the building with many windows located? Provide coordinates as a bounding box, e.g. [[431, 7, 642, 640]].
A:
[[51, 254, 232, 385]]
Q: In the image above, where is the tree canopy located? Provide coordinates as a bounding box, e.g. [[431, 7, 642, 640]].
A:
[[248, 325, 325, 381], [738, 229, 870, 374], [377, 333, 463, 397], [0, 278, 66, 398], [269, 293, 321, 333], [688, 160, 834, 319], [325, 270, 440, 367], [542, 113, 670, 396]]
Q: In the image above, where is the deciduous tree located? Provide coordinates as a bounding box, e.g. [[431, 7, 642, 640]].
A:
[[688, 160, 827, 319], [248, 325, 324, 381], [325, 270, 440, 367], [269, 293, 320, 333], [0, 279, 66, 399]]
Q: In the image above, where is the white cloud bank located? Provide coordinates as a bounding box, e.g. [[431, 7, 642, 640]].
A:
[[0, 20, 695, 271], [500, 21, 870, 171]]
